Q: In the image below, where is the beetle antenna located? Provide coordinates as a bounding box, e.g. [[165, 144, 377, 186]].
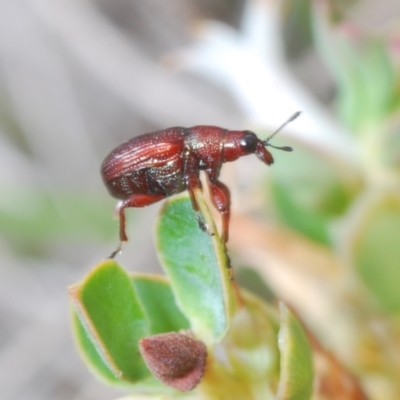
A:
[[263, 111, 301, 152]]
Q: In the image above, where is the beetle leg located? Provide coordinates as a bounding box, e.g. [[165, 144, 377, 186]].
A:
[[205, 177, 233, 279], [108, 193, 166, 258], [206, 178, 231, 243], [184, 173, 214, 236]]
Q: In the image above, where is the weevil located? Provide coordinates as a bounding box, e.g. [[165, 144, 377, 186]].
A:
[[101, 112, 299, 258]]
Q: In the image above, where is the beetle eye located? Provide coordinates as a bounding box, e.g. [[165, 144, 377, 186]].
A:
[[240, 132, 258, 153]]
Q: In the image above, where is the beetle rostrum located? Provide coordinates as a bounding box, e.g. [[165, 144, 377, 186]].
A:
[[101, 112, 299, 259]]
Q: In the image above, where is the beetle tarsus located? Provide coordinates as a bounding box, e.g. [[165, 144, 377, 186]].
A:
[[108, 242, 124, 259], [195, 213, 214, 236]]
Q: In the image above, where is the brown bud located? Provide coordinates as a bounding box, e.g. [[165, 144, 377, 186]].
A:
[[139, 332, 207, 391]]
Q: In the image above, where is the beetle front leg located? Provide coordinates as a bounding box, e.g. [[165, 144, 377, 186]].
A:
[[206, 178, 231, 243], [108, 193, 166, 258], [206, 176, 233, 279], [184, 174, 214, 236]]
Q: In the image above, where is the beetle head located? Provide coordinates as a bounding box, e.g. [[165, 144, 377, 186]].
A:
[[229, 111, 299, 164], [223, 129, 292, 165], [222, 130, 261, 163]]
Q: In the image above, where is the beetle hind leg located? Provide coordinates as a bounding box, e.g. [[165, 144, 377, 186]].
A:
[[107, 193, 166, 259]]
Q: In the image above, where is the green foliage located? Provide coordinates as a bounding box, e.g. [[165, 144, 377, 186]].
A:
[[156, 193, 234, 343], [350, 193, 400, 311], [267, 3, 400, 397], [132, 275, 190, 335], [69, 194, 314, 399], [277, 304, 313, 400], [269, 143, 361, 245], [70, 4, 400, 399], [313, 8, 396, 132], [270, 3, 400, 319], [70, 261, 150, 382]]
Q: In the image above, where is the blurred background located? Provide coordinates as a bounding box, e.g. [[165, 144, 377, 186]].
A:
[[1, 0, 400, 399]]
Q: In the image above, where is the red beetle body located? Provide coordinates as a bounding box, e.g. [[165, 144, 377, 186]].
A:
[[101, 117, 297, 258]]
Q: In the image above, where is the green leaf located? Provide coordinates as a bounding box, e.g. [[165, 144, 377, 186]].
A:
[[69, 260, 150, 383], [312, 7, 395, 131], [269, 144, 359, 245], [271, 180, 331, 244], [277, 303, 314, 400], [360, 40, 395, 123], [71, 309, 129, 386], [235, 267, 276, 303], [312, 8, 366, 131], [131, 274, 190, 334], [351, 193, 400, 311], [224, 290, 280, 383], [156, 191, 235, 344]]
